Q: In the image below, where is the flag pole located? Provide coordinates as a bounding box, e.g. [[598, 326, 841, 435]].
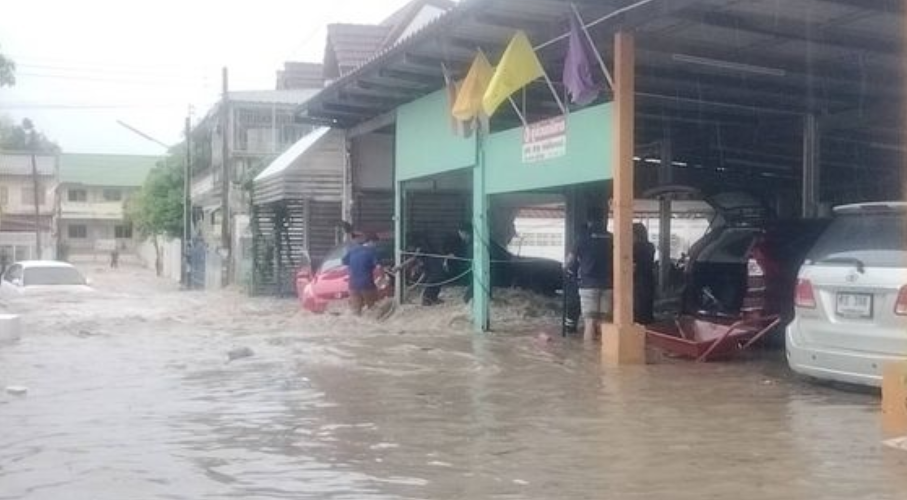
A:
[[571, 3, 614, 91], [541, 71, 567, 115], [508, 97, 529, 127]]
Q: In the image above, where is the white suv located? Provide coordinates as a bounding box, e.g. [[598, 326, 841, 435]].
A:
[[787, 202, 907, 387]]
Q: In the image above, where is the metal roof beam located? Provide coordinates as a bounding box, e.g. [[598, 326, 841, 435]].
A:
[[678, 7, 901, 56]]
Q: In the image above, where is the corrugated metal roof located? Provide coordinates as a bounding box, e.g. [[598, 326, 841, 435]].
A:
[[0, 153, 56, 176], [255, 127, 332, 182], [60, 153, 159, 187], [253, 128, 345, 205]]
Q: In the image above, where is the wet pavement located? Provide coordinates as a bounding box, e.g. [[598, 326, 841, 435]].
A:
[[1, 265, 905, 499]]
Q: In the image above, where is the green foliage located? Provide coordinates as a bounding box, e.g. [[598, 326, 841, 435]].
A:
[[0, 45, 14, 87], [127, 143, 185, 240], [0, 116, 61, 152]]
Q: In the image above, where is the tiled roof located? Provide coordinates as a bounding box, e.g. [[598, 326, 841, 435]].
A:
[[380, 0, 457, 45], [325, 23, 393, 76], [276, 62, 324, 90], [60, 153, 160, 187]]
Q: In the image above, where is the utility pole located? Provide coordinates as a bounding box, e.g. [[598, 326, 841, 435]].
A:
[[220, 67, 231, 287], [23, 119, 42, 260], [183, 114, 192, 288]]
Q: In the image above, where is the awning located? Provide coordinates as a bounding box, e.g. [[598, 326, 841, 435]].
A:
[[252, 127, 345, 206]]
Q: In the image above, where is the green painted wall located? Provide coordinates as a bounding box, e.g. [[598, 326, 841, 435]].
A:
[[484, 104, 613, 194], [395, 90, 476, 182]]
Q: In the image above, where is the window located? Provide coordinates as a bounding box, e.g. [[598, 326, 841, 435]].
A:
[[68, 225, 88, 239], [21, 187, 46, 206], [103, 189, 122, 202], [115, 224, 133, 239], [808, 211, 907, 268], [68, 189, 88, 202]]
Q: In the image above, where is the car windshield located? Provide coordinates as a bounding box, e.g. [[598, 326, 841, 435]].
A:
[[23, 266, 87, 286], [808, 211, 907, 268]]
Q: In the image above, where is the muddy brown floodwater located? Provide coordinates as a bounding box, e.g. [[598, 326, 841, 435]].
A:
[[1, 265, 905, 500]]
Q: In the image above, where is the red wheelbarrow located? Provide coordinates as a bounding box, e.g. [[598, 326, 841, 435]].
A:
[[645, 315, 781, 362]]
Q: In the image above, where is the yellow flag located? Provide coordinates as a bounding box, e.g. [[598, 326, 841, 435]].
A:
[[482, 31, 544, 117], [452, 52, 494, 122]]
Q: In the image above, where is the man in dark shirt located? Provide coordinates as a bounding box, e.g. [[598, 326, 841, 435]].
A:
[[566, 219, 614, 341], [342, 233, 380, 316]]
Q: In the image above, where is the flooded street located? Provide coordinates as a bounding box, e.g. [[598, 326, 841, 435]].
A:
[[1, 265, 905, 500]]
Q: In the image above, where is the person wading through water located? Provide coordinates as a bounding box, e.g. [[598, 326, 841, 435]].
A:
[[566, 217, 614, 341], [342, 232, 380, 316], [633, 222, 656, 325]]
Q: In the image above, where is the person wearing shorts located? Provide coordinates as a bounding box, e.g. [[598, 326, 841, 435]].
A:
[[566, 218, 614, 340], [342, 233, 380, 316]]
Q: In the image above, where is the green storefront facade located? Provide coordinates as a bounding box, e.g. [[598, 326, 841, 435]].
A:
[[395, 89, 614, 330]]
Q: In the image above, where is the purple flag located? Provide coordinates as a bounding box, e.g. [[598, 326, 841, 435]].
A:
[[562, 12, 599, 106]]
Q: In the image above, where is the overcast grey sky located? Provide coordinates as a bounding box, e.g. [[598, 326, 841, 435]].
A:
[[0, 0, 426, 155]]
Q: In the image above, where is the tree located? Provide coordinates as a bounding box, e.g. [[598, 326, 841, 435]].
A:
[[0, 116, 60, 152], [0, 44, 14, 87], [126, 144, 184, 276]]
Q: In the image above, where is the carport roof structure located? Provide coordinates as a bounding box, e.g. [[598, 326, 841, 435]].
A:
[[299, 0, 903, 173]]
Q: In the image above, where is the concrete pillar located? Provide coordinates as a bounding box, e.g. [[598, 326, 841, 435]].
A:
[[472, 144, 491, 332], [658, 132, 673, 294], [602, 31, 646, 365], [801, 113, 820, 218], [393, 181, 404, 306]]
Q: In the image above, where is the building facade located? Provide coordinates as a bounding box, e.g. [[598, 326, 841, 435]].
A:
[[57, 153, 158, 259], [0, 152, 58, 262]]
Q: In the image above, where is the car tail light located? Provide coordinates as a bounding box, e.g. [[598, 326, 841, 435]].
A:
[[795, 279, 817, 309], [895, 286, 907, 316]]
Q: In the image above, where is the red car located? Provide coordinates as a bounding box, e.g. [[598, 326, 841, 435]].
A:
[[296, 240, 395, 313]]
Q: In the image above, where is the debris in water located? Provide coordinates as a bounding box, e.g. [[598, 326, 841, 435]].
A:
[[883, 436, 907, 452], [6, 386, 28, 396], [536, 332, 553, 344], [513, 479, 529, 485], [227, 346, 255, 362]]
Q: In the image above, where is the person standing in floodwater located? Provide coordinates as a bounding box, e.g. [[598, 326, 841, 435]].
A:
[[444, 222, 474, 304], [633, 222, 656, 325], [342, 232, 380, 316], [110, 247, 120, 269], [566, 218, 614, 341]]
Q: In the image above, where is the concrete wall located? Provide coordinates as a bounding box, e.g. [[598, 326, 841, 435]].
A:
[[353, 133, 394, 190], [136, 237, 182, 282], [0, 231, 55, 261], [396, 90, 476, 182]]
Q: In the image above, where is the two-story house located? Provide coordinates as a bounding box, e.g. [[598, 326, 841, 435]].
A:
[[57, 153, 159, 259], [0, 152, 59, 262], [189, 89, 319, 289]]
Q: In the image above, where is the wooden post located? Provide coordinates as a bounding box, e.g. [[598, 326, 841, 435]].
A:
[[472, 131, 490, 332], [602, 31, 646, 365]]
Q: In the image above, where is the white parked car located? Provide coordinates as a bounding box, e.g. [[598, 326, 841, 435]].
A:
[[787, 202, 907, 387], [0, 261, 93, 296]]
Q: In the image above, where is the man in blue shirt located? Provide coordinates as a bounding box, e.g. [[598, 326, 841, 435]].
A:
[[566, 218, 614, 341], [342, 233, 380, 315]]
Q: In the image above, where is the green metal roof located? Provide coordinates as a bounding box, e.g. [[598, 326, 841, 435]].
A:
[[60, 153, 161, 187]]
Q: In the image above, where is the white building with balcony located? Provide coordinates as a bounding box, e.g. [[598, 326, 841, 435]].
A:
[[57, 153, 159, 259], [0, 152, 59, 262]]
